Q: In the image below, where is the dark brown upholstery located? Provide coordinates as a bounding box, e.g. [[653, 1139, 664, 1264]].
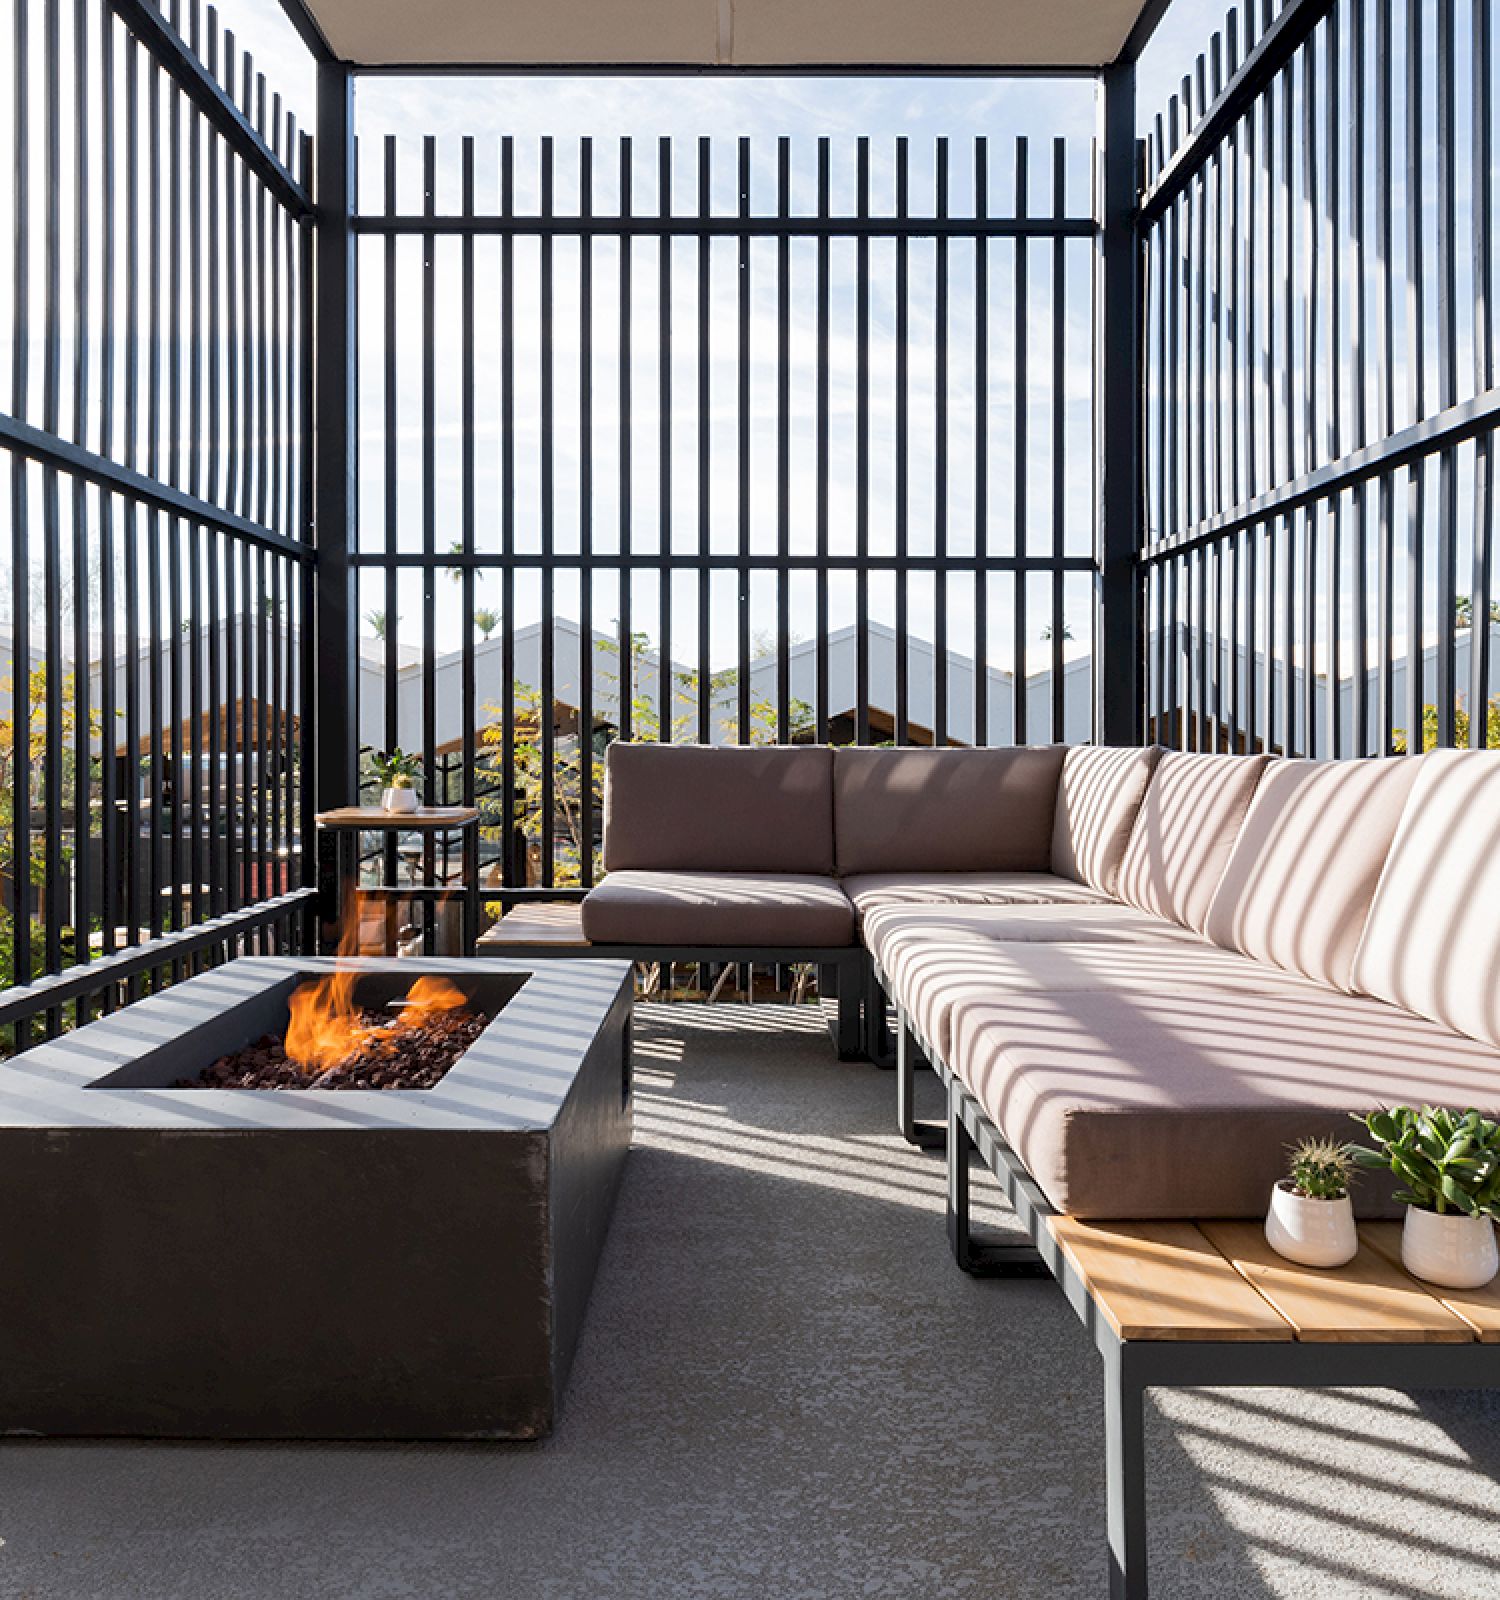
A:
[[601, 743, 835, 875], [580, 870, 856, 946], [832, 745, 1067, 875]]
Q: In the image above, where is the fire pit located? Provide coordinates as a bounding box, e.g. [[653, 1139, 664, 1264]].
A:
[[0, 956, 634, 1440]]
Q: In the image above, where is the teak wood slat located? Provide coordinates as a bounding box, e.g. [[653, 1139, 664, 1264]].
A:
[[1360, 1222, 1500, 1344], [315, 806, 479, 831], [1199, 1222, 1476, 1344], [1048, 1218, 1293, 1342], [480, 903, 591, 948]]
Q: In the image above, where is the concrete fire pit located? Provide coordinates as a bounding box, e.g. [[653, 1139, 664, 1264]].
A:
[[0, 956, 634, 1440]]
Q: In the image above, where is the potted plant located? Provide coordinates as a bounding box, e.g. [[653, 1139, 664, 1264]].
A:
[[372, 748, 422, 814], [1264, 1138, 1358, 1267], [1350, 1106, 1500, 1289]]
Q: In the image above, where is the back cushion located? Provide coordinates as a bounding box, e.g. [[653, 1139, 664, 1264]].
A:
[[1115, 750, 1268, 931], [1351, 749, 1500, 1048], [1051, 744, 1162, 895], [1203, 756, 1421, 990], [602, 743, 835, 874], [833, 746, 1067, 875]]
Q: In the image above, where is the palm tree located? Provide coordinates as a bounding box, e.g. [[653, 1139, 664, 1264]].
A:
[[474, 608, 500, 641], [365, 609, 394, 641]]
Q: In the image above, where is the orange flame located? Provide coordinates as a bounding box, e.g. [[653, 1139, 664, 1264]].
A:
[[284, 897, 473, 1074]]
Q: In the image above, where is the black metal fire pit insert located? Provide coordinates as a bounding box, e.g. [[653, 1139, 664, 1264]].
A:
[[0, 956, 634, 1440]]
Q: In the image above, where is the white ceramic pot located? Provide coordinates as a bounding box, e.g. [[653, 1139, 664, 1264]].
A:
[[1264, 1181, 1358, 1268], [381, 785, 419, 814], [1401, 1207, 1500, 1289]]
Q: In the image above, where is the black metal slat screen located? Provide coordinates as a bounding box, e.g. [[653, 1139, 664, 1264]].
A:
[[0, 0, 313, 1047], [352, 132, 1099, 894], [1140, 0, 1499, 757]]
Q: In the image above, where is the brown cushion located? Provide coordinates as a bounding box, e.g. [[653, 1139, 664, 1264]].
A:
[[1051, 744, 1161, 894], [601, 743, 835, 875], [580, 870, 855, 946], [1352, 749, 1500, 1048], [947, 987, 1500, 1219], [881, 933, 1320, 1060], [842, 871, 1111, 918], [832, 746, 1067, 875], [1114, 750, 1268, 931], [862, 901, 1206, 970], [1203, 755, 1421, 990]]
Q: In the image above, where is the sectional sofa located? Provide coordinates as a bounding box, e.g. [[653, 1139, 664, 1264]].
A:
[[567, 740, 1500, 1227]]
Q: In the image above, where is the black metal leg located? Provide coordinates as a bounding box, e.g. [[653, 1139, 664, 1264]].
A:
[[315, 827, 341, 954], [898, 1023, 945, 1147], [461, 825, 479, 955], [946, 1084, 1048, 1277], [834, 961, 863, 1060], [1104, 1342, 1149, 1600], [863, 961, 896, 1067]]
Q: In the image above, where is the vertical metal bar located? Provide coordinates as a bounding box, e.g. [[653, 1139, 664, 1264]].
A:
[[578, 136, 595, 879], [735, 136, 752, 743], [71, 0, 94, 990], [656, 137, 672, 744], [1048, 137, 1066, 742], [855, 136, 870, 745], [539, 137, 556, 876], [617, 137, 634, 745], [974, 137, 990, 746], [8, 0, 30, 996], [775, 135, 791, 743], [1405, 0, 1426, 750], [381, 137, 399, 898], [815, 137, 831, 744], [460, 136, 477, 833], [1012, 137, 1029, 746], [934, 137, 950, 748], [697, 136, 711, 747], [1434, 0, 1458, 746], [895, 136, 910, 744], [314, 62, 357, 820], [500, 136, 517, 874], [1471, 0, 1495, 748]]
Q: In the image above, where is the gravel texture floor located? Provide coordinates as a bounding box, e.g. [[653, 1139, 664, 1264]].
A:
[[2, 1002, 1499, 1599]]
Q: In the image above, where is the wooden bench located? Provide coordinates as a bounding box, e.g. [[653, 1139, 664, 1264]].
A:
[[945, 1083, 1500, 1600]]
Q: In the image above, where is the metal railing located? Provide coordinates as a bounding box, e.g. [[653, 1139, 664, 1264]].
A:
[[1139, 0, 1499, 756], [1, 0, 314, 1047]]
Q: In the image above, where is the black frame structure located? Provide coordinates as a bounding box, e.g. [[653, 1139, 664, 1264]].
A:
[[2, 0, 1496, 1048]]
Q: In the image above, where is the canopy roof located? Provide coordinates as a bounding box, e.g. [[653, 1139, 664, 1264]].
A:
[[298, 0, 1165, 70]]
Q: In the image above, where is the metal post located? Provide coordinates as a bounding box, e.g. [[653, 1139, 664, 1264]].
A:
[[898, 1023, 944, 1148], [314, 63, 356, 843], [1098, 60, 1143, 747], [1103, 1340, 1149, 1600]]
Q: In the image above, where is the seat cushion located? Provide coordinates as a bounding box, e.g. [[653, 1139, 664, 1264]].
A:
[[862, 902, 1206, 972], [580, 870, 856, 946], [881, 933, 1325, 1061], [947, 987, 1500, 1219], [841, 870, 1111, 918], [1051, 744, 1161, 894], [832, 746, 1067, 875], [1352, 749, 1500, 1048], [601, 743, 835, 875], [1114, 750, 1268, 931], [1203, 755, 1421, 990]]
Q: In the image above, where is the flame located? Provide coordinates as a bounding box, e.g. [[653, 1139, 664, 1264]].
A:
[[399, 975, 468, 1025]]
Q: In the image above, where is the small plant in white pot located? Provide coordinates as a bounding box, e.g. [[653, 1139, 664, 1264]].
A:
[[1265, 1138, 1358, 1267], [373, 748, 422, 814], [1350, 1106, 1500, 1290]]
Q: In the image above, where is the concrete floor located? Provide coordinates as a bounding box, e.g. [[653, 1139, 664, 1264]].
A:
[[3, 1003, 1500, 1599]]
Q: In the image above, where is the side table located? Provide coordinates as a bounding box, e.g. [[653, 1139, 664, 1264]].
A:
[[315, 806, 481, 956]]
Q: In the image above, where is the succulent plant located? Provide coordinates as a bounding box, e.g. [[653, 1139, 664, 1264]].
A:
[[1287, 1137, 1355, 1201], [372, 747, 422, 788], [1350, 1106, 1500, 1218]]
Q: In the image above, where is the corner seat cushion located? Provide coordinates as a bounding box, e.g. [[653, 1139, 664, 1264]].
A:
[[1203, 755, 1421, 990], [580, 870, 856, 946], [946, 987, 1500, 1219], [881, 934, 1327, 1061], [1351, 749, 1500, 1048], [833, 746, 1067, 875], [841, 871, 1111, 918], [1114, 749, 1269, 932], [1051, 744, 1161, 895], [601, 743, 835, 875]]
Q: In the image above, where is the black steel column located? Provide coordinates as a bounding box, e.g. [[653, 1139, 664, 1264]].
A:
[[313, 62, 356, 834], [1098, 61, 1143, 747]]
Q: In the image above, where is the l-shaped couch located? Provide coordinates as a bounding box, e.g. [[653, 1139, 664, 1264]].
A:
[[553, 740, 1500, 1226]]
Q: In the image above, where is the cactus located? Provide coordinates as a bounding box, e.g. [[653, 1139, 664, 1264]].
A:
[[1287, 1137, 1355, 1201]]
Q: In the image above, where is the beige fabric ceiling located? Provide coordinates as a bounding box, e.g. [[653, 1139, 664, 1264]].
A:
[[305, 0, 1155, 68]]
